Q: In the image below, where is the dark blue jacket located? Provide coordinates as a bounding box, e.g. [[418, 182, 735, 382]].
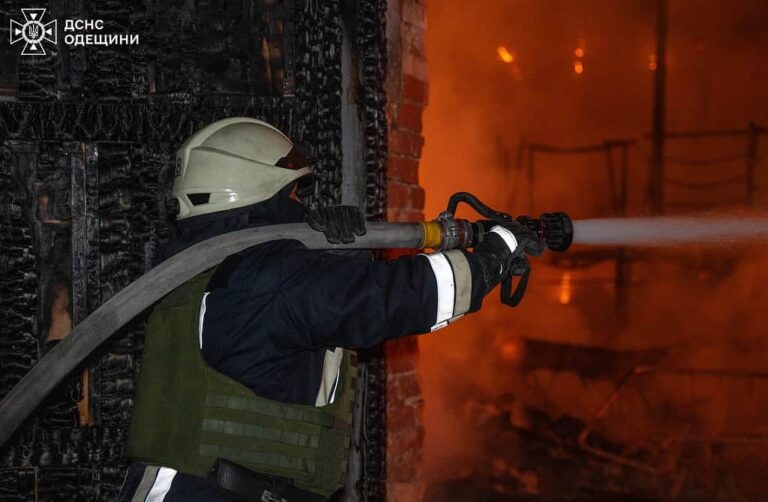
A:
[[200, 239, 488, 405]]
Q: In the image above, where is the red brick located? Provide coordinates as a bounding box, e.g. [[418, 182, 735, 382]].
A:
[[389, 417, 423, 439], [387, 337, 420, 373], [387, 208, 403, 222], [401, 210, 424, 222], [402, 0, 426, 29], [402, 52, 428, 82], [387, 434, 424, 468], [401, 74, 428, 105], [387, 130, 402, 155], [410, 185, 425, 210], [388, 428, 424, 460], [386, 2, 428, 494], [389, 128, 412, 153], [392, 374, 423, 401], [387, 397, 417, 430], [388, 129, 424, 158], [386, 102, 396, 125], [410, 133, 426, 158], [387, 181, 411, 211], [393, 335, 419, 353], [387, 208, 424, 223], [394, 187, 422, 215], [402, 23, 426, 59], [387, 155, 419, 184], [397, 102, 423, 133], [387, 424, 424, 482], [388, 453, 419, 483], [389, 102, 399, 125]]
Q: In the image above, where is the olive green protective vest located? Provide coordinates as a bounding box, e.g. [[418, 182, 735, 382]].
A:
[[127, 269, 356, 498]]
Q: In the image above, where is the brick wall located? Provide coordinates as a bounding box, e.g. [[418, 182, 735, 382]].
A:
[[385, 0, 428, 500]]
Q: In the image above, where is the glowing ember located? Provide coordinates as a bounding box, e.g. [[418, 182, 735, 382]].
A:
[[559, 271, 572, 304], [573, 60, 584, 74], [500, 339, 523, 361], [574, 47, 585, 58], [497, 46, 515, 63]]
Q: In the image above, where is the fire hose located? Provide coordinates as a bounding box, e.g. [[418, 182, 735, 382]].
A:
[[0, 193, 572, 447]]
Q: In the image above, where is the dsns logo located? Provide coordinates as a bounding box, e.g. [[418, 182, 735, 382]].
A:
[[9, 8, 57, 56]]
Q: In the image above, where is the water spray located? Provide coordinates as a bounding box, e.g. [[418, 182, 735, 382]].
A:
[[573, 217, 768, 247]]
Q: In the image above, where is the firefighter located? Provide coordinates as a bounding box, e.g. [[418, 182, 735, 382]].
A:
[[118, 117, 544, 501]]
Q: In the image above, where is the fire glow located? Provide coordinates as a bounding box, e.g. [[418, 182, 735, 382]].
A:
[[558, 271, 572, 304], [497, 45, 515, 63], [421, 1, 768, 499]]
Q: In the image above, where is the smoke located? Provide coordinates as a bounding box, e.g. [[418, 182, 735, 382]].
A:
[[418, 0, 768, 498]]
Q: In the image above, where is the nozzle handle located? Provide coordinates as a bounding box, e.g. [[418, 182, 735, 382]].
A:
[[500, 256, 531, 307], [446, 192, 513, 223]]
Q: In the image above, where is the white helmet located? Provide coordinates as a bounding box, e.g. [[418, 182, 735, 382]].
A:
[[172, 117, 311, 220]]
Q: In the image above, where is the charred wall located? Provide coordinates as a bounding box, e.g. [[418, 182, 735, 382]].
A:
[[0, 0, 388, 500]]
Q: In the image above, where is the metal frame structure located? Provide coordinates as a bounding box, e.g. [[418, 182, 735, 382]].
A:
[[524, 139, 635, 322], [517, 123, 768, 497], [652, 122, 766, 212]]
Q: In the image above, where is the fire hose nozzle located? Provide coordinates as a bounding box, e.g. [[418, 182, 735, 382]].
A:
[[538, 212, 574, 252], [430, 192, 574, 254], [516, 212, 573, 252]]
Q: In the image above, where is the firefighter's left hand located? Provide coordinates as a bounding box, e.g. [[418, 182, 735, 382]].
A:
[[307, 205, 367, 244]]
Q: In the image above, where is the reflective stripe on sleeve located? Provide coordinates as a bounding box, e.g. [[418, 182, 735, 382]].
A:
[[443, 250, 472, 317], [430, 320, 448, 332], [421, 253, 455, 330], [489, 226, 518, 254], [130, 465, 159, 502], [144, 466, 177, 502]]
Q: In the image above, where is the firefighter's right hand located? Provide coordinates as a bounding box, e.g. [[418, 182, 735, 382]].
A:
[[474, 222, 545, 286], [477, 221, 546, 258]]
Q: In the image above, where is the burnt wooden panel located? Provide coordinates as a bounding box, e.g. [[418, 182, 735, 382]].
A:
[[0, 0, 389, 499]]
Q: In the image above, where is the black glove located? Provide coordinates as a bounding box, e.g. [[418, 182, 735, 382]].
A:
[[473, 221, 546, 293], [307, 205, 367, 244], [477, 220, 546, 256]]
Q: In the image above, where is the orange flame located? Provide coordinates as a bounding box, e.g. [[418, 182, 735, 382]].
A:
[[497, 46, 515, 63], [559, 271, 572, 304], [500, 338, 524, 362]]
